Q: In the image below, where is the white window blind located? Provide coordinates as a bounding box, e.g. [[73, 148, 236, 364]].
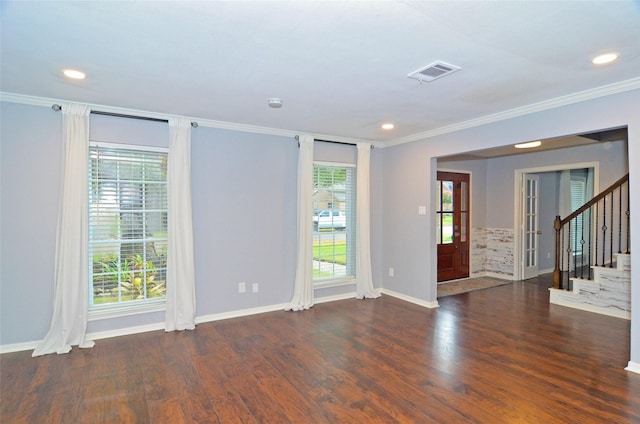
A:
[[312, 163, 356, 282], [570, 178, 587, 256], [89, 144, 168, 308]]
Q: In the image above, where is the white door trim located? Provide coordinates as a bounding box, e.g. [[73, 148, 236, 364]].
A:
[[513, 161, 600, 281]]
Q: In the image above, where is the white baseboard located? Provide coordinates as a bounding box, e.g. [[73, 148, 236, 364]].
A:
[[484, 272, 516, 281], [379, 288, 439, 309], [315, 291, 357, 304], [197, 292, 360, 323], [0, 340, 41, 354], [87, 322, 165, 341], [625, 361, 640, 374], [469, 271, 516, 281], [196, 303, 289, 324], [1, 294, 367, 354]]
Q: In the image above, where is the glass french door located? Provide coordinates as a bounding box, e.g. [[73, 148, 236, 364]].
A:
[[522, 174, 540, 279]]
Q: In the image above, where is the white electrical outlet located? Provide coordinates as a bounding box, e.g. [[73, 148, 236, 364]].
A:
[[389, 267, 394, 277], [238, 282, 246, 293], [252, 283, 259, 293]]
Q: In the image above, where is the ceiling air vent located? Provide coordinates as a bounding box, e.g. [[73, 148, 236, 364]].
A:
[[408, 61, 461, 82]]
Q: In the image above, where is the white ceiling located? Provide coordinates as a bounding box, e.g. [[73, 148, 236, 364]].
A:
[[1, 1, 639, 144]]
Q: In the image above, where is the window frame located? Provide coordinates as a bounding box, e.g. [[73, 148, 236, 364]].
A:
[[88, 141, 168, 320], [312, 161, 356, 287]]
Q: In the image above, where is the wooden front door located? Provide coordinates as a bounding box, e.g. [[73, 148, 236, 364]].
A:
[[437, 172, 470, 282]]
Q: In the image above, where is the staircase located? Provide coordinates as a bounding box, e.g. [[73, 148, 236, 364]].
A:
[[549, 173, 631, 319], [549, 253, 630, 319]]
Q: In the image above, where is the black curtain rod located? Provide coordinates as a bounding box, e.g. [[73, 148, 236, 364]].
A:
[[92, 110, 168, 123], [295, 135, 373, 149], [51, 104, 198, 127]]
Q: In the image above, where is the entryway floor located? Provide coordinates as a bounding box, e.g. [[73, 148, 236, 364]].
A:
[[437, 276, 513, 297]]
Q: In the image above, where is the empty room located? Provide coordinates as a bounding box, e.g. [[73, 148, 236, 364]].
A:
[[1, 1, 639, 422]]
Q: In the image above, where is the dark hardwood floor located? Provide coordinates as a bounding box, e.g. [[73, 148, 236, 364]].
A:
[[2, 275, 639, 423]]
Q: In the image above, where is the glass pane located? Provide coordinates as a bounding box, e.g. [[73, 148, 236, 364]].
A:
[[442, 181, 453, 211], [461, 212, 467, 242], [442, 213, 453, 244], [461, 181, 468, 211], [89, 146, 168, 307], [312, 164, 354, 281], [532, 196, 537, 216]]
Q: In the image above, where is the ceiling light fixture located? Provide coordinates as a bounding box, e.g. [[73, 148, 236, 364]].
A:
[[382, 123, 394, 130], [268, 98, 283, 108], [63, 69, 86, 79], [514, 141, 542, 149], [592, 53, 618, 65]]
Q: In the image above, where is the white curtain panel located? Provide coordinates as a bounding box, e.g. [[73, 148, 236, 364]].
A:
[[355, 142, 381, 299], [286, 135, 315, 311], [33, 103, 95, 356], [559, 170, 572, 218], [165, 117, 196, 331]]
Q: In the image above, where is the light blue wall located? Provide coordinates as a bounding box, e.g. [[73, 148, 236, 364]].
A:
[[382, 141, 432, 300], [437, 158, 488, 229], [190, 128, 298, 314], [485, 141, 627, 229], [0, 102, 381, 346], [1, 103, 62, 345]]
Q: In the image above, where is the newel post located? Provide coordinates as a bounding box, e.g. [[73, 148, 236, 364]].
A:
[[553, 215, 562, 289]]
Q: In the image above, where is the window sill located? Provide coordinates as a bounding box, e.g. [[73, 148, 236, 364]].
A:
[[89, 299, 166, 321], [313, 277, 356, 289]]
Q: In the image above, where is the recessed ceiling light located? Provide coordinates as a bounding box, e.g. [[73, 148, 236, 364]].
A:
[[63, 69, 86, 79], [382, 123, 394, 130], [515, 141, 542, 149], [592, 53, 618, 65], [268, 98, 283, 108]]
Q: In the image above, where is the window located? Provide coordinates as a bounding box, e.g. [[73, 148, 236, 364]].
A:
[[312, 163, 355, 282], [437, 179, 454, 244], [570, 177, 587, 257], [89, 144, 168, 310]]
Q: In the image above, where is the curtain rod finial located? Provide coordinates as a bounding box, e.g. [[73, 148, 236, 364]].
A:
[[191, 121, 198, 128], [52, 104, 62, 111]]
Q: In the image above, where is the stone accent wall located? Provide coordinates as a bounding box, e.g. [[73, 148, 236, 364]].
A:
[[470, 228, 515, 279]]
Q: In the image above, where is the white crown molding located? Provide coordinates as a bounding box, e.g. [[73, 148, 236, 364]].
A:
[[383, 77, 640, 148], [0, 91, 370, 145], [4, 77, 638, 149]]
